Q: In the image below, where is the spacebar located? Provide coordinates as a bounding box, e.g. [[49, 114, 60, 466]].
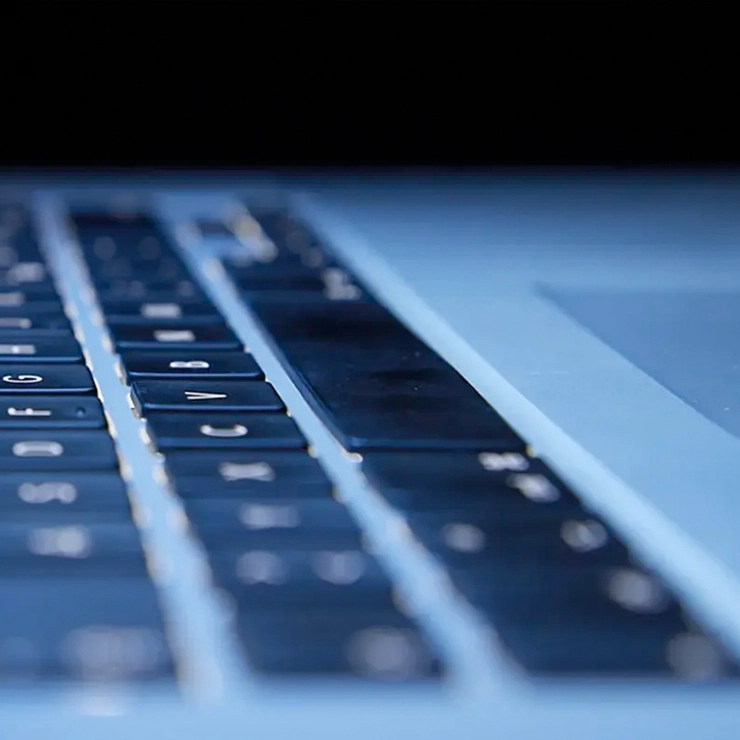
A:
[[248, 300, 524, 451]]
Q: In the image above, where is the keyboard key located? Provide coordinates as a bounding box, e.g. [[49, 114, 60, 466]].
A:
[[0, 431, 118, 470], [497, 620, 739, 679], [362, 450, 543, 492], [145, 412, 305, 450], [248, 301, 523, 450], [0, 333, 83, 363], [104, 300, 223, 325], [236, 608, 440, 679], [70, 210, 160, 231], [0, 298, 64, 315], [97, 279, 206, 303], [362, 452, 585, 520], [249, 300, 410, 347], [232, 270, 327, 293], [0, 473, 130, 520], [469, 567, 737, 677], [0, 275, 56, 295], [0, 396, 106, 429], [211, 548, 394, 608], [0, 365, 95, 394], [110, 324, 241, 351], [409, 514, 630, 571], [0, 578, 174, 681], [164, 450, 333, 498], [0, 310, 71, 332], [131, 380, 283, 413], [120, 350, 263, 382], [225, 254, 369, 301], [0, 291, 62, 311], [188, 498, 361, 549], [0, 522, 146, 575], [86, 256, 189, 283], [246, 209, 334, 265], [0, 262, 47, 285]]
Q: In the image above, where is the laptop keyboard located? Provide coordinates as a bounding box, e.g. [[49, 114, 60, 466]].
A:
[[0, 197, 738, 689]]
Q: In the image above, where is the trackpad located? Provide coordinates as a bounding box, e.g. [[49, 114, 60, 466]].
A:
[[541, 289, 740, 438]]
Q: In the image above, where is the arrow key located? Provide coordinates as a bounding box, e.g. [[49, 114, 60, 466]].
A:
[[130, 379, 285, 413]]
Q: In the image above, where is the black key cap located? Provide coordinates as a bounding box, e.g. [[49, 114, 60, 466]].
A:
[[249, 301, 522, 450], [362, 450, 540, 492], [236, 608, 440, 679], [226, 256, 369, 301], [0, 474, 130, 520], [224, 254, 331, 278], [0, 365, 95, 394], [104, 300, 222, 325], [86, 256, 189, 282], [409, 513, 630, 571], [0, 578, 174, 681], [188, 498, 361, 549], [211, 548, 394, 608], [164, 450, 333, 498], [0, 396, 106, 429], [111, 324, 241, 351], [0, 261, 48, 285], [0, 522, 146, 575], [471, 567, 737, 677], [497, 620, 738, 679], [247, 209, 332, 264], [186, 497, 359, 536], [0, 310, 71, 332], [233, 270, 327, 293], [0, 275, 56, 295], [0, 431, 118, 470], [145, 412, 304, 450], [97, 279, 206, 303], [75, 229, 172, 259], [0, 333, 83, 363], [70, 210, 159, 230], [362, 452, 584, 520], [131, 380, 283, 413], [250, 300, 410, 347], [0, 291, 62, 311], [120, 350, 263, 382]]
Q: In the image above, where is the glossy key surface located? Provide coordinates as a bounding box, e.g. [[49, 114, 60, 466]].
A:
[[211, 548, 394, 608], [0, 431, 118, 470], [0, 522, 146, 575], [165, 450, 333, 498], [131, 380, 283, 414], [0, 396, 106, 429], [0, 473, 130, 520], [111, 324, 242, 351], [0, 577, 174, 681], [121, 350, 263, 381], [0, 365, 95, 394], [246, 301, 523, 450], [236, 608, 440, 679], [145, 412, 305, 450]]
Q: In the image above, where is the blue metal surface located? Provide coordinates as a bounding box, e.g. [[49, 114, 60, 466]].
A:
[[1, 173, 739, 738]]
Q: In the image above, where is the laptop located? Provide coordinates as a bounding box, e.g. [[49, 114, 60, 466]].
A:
[[0, 171, 738, 739]]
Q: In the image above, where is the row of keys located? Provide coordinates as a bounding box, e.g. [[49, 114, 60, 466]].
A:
[[72, 208, 440, 681], [363, 451, 740, 678], [0, 204, 174, 683], [220, 205, 740, 680]]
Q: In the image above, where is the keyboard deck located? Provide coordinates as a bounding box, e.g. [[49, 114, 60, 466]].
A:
[[1, 178, 740, 739]]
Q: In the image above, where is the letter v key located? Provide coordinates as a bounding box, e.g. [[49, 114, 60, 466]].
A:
[[130, 380, 283, 412], [184, 391, 227, 401]]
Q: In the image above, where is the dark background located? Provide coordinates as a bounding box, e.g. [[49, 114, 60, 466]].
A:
[[3, 1, 735, 172]]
